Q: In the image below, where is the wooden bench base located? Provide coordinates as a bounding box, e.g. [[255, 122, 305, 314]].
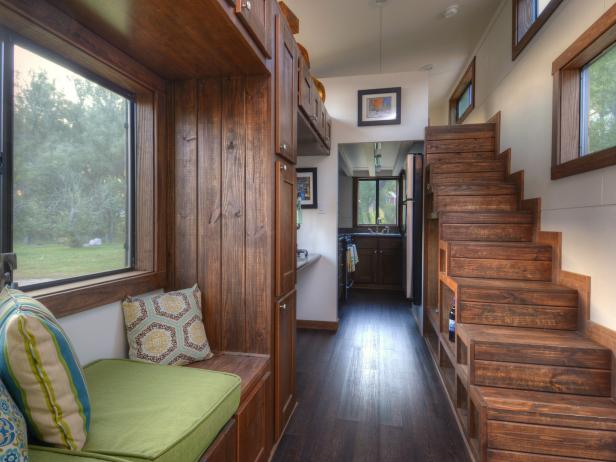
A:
[[189, 352, 272, 462]]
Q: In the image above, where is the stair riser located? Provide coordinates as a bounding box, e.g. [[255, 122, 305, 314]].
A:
[[488, 449, 600, 461], [487, 421, 616, 461], [430, 172, 505, 186], [440, 212, 534, 224], [427, 152, 494, 165], [430, 161, 504, 175], [460, 302, 577, 330], [474, 344, 612, 370], [460, 287, 578, 307], [435, 196, 518, 212], [450, 243, 552, 261], [434, 184, 517, 196], [427, 138, 495, 153], [441, 224, 533, 242], [449, 259, 552, 281], [474, 361, 611, 396]]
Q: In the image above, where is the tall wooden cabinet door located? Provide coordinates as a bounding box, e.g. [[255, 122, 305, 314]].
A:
[[275, 289, 296, 438], [275, 160, 296, 297], [235, 0, 272, 57], [275, 14, 298, 163]]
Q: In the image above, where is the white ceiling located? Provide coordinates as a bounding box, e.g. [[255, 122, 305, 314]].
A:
[[285, 0, 500, 118]]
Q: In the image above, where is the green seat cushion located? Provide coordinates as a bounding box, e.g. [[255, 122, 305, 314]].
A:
[[30, 446, 131, 462], [82, 359, 241, 462]]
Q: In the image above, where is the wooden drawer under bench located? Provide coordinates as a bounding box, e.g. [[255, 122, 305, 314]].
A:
[[189, 352, 273, 462]]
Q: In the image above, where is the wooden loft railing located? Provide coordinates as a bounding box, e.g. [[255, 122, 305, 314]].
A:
[[419, 118, 616, 462]]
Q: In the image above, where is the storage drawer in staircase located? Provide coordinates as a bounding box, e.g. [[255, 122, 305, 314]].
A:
[[487, 420, 616, 461], [488, 449, 602, 462]]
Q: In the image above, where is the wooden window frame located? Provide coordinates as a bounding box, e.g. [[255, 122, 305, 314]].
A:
[[512, 0, 563, 60], [352, 177, 402, 229], [0, 1, 168, 317], [449, 57, 475, 125], [552, 3, 616, 180]]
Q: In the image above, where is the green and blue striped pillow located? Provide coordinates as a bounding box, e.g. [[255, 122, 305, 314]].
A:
[[0, 288, 90, 450]]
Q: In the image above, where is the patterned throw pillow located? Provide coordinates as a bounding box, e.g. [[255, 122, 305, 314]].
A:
[[122, 285, 213, 366], [0, 288, 90, 451], [0, 379, 28, 462]]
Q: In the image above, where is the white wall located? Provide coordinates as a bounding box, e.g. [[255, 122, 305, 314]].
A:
[[439, 0, 616, 330], [296, 71, 429, 322], [58, 289, 161, 366]]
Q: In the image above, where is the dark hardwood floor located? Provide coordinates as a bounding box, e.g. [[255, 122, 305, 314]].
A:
[[273, 290, 471, 462]]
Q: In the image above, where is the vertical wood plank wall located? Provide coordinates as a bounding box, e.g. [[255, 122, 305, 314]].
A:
[[171, 76, 273, 355]]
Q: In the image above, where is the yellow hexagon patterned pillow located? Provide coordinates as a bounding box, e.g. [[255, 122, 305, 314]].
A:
[[121, 285, 213, 366]]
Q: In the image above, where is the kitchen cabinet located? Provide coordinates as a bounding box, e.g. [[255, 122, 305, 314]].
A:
[[353, 236, 404, 290], [274, 289, 296, 439], [275, 13, 298, 163], [234, 0, 272, 58], [275, 159, 296, 298]]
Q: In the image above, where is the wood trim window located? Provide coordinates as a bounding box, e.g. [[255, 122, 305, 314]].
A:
[[552, 3, 616, 180], [449, 57, 475, 125], [352, 177, 401, 228], [512, 0, 563, 60], [0, 2, 167, 317]]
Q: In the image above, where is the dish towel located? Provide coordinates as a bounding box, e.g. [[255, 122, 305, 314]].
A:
[[347, 244, 359, 273]]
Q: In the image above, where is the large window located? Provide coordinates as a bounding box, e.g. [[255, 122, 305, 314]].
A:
[[449, 58, 475, 125], [552, 7, 616, 179], [1, 31, 135, 289], [354, 178, 399, 226], [580, 43, 616, 156], [513, 0, 563, 60]]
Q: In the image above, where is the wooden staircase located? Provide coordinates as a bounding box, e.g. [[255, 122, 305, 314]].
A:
[[420, 122, 616, 462]]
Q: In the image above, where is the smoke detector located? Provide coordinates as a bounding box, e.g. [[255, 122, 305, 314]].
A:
[[374, 0, 388, 6], [443, 4, 459, 19], [420, 64, 434, 72]]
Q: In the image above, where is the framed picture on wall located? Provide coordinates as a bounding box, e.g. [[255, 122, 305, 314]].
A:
[[357, 87, 401, 126], [297, 168, 318, 209]]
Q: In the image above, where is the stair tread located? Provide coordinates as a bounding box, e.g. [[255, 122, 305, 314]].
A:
[[448, 241, 551, 249], [474, 386, 616, 430], [458, 324, 608, 351], [453, 277, 577, 293]]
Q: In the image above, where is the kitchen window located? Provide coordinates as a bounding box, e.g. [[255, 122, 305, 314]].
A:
[[552, 5, 616, 179], [513, 0, 563, 60], [354, 178, 399, 227], [1, 29, 135, 289]]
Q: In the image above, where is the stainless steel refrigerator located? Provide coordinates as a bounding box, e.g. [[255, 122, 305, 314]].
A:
[[402, 153, 423, 304]]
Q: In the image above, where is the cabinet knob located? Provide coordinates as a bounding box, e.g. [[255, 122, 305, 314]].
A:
[[242, 0, 252, 11], [280, 143, 288, 152], [281, 164, 287, 171], [373, 250, 377, 254], [280, 303, 287, 310]]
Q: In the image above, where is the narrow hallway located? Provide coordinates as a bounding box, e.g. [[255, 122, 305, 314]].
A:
[[274, 291, 470, 462]]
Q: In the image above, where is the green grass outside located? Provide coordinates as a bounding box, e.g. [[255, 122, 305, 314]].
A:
[[14, 243, 127, 282]]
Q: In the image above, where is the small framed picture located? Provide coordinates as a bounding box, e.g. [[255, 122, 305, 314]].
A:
[[357, 87, 401, 126], [297, 168, 318, 209]]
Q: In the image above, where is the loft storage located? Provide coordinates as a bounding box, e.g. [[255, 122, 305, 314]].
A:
[[0, 1, 613, 462]]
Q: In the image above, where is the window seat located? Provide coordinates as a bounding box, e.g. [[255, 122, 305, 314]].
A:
[[29, 353, 271, 462]]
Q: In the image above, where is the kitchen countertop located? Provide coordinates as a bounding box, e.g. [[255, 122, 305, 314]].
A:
[[345, 232, 402, 238], [297, 253, 321, 272]]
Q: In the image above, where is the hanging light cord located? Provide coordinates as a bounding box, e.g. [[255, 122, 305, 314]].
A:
[[379, 6, 383, 73]]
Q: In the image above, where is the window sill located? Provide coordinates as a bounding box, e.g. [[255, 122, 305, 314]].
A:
[[551, 147, 616, 180], [26, 270, 166, 318]]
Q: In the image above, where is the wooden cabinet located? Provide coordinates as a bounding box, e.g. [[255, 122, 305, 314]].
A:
[[275, 13, 297, 163], [201, 419, 237, 462], [354, 237, 404, 290], [274, 289, 296, 438], [325, 113, 332, 149], [298, 56, 314, 119], [237, 372, 271, 462], [275, 160, 296, 297], [234, 0, 272, 58]]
